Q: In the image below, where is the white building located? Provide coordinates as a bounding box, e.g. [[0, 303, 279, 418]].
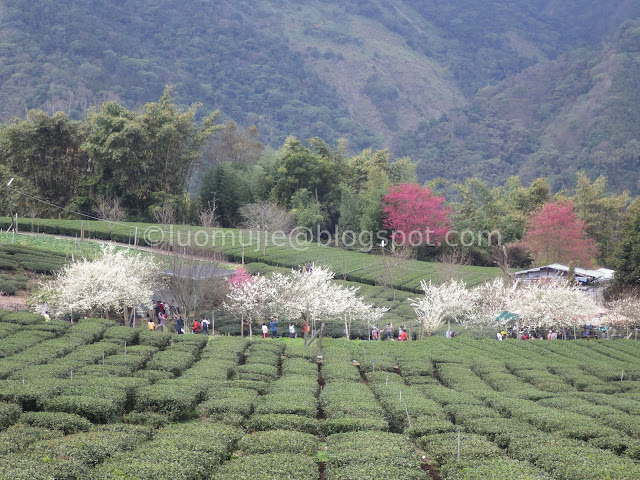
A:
[[514, 263, 614, 304]]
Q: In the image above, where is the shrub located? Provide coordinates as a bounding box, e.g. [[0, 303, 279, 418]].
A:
[[0, 378, 69, 410], [245, 414, 320, 435], [326, 431, 422, 479], [0, 424, 63, 455], [102, 326, 140, 345], [19, 411, 92, 434], [95, 421, 242, 480], [235, 363, 279, 381], [43, 394, 126, 423], [212, 453, 318, 480], [418, 432, 504, 467], [145, 349, 195, 376], [440, 458, 547, 480], [137, 329, 172, 349], [324, 417, 389, 435], [237, 430, 318, 456], [121, 412, 169, 429], [200, 387, 258, 418], [135, 380, 206, 420], [405, 417, 456, 438], [0, 402, 21, 430]]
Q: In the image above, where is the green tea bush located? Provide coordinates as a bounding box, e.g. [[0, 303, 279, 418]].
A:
[[281, 357, 318, 376], [102, 326, 140, 345], [134, 369, 175, 381], [0, 378, 69, 410], [320, 382, 385, 419], [0, 424, 63, 455], [0, 452, 88, 480], [324, 417, 389, 434], [284, 342, 318, 360], [171, 333, 208, 350], [0, 330, 57, 357], [200, 387, 258, 418], [211, 453, 318, 480], [121, 411, 169, 429], [326, 431, 423, 479], [440, 458, 548, 480], [43, 394, 126, 423], [137, 329, 172, 349], [507, 431, 640, 480], [0, 401, 21, 429], [135, 379, 207, 420], [143, 350, 194, 376], [103, 353, 149, 372], [245, 414, 320, 434], [236, 430, 318, 455], [405, 417, 456, 438], [43, 425, 150, 467], [94, 421, 243, 480], [20, 411, 92, 434], [418, 432, 504, 467], [370, 383, 443, 432], [235, 363, 279, 381]]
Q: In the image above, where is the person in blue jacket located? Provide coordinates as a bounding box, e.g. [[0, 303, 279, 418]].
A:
[[269, 316, 279, 338]]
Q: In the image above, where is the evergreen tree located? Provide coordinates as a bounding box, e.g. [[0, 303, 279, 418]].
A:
[[614, 200, 640, 287]]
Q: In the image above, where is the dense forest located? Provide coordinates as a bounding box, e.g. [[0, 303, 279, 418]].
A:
[[1, 0, 640, 192]]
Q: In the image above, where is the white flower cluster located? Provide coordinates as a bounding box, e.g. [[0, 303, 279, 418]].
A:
[[224, 265, 388, 337], [38, 245, 160, 318]]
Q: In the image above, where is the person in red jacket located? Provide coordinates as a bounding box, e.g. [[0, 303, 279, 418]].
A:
[[398, 327, 408, 341]]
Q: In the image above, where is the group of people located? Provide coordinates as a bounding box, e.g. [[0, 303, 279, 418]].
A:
[[260, 317, 312, 339], [192, 317, 210, 334], [371, 323, 408, 341]]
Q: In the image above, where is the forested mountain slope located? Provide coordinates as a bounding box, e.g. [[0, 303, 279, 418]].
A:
[[1, 0, 639, 191]]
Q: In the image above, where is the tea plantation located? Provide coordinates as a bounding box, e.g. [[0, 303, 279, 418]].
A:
[[1, 310, 640, 479]]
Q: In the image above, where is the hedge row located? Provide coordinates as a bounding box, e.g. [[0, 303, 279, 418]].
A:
[[94, 421, 243, 479], [326, 431, 424, 480]]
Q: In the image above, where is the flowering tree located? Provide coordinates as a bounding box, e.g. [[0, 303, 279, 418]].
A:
[[509, 281, 596, 338], [35, 246, 160, 320], [463, 278, 519, 335], [225, 269, 291, 336], [522, 201, 599, 266], [605, 295, 640, 338], [382, 183, 451, 248], [224, 265, 386, 339], [409, 279, 475, 339]]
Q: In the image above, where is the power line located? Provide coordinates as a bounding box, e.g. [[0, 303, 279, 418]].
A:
[[5, 182, 133, 229]]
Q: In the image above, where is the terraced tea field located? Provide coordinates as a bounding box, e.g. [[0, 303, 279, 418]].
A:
[[1, 310, 640, 479]]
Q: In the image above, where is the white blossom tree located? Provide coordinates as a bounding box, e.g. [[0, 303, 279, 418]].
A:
[[409, 279, 475, 339], [509, 282, 597, 338], [604, 295, 640, 338], [224, 265, 386, 339], [463, 278, 519, 336], [35, 245, 160, 321]]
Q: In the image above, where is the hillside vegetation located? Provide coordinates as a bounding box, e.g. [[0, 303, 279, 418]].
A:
[[1, 0, 640, 190]]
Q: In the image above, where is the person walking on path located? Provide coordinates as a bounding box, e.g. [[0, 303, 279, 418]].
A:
[[289, 323, 296, 339], [176, 316, 184, 334], [262, 323, 268, 338], [385, 323, 393, 340]]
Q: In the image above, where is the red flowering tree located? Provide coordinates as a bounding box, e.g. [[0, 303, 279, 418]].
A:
[[382, 183, 452, 247], [522, 200, 599, 267]]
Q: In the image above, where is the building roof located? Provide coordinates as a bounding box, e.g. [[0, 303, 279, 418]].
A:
[[514, 263, 614, 281]]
